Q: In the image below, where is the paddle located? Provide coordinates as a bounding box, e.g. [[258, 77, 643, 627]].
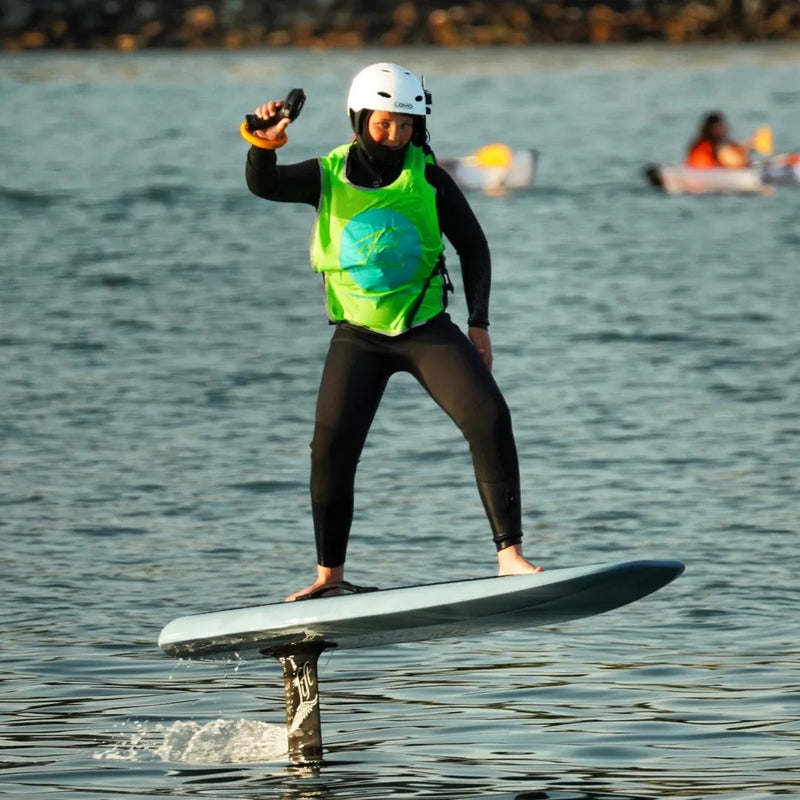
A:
[[748, 127, 800, 168], [750, 125, 773, 157]]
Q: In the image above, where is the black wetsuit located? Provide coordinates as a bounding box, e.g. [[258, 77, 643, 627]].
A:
[[246, 142, 524, 567]]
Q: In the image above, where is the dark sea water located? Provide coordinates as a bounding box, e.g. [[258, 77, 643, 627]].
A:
[[2, 45, 799, 799]]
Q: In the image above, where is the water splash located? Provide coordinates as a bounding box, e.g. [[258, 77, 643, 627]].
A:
[[96, 719, 288, 764], [156, 718, 288, 764]]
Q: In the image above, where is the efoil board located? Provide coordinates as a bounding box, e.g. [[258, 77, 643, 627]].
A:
[[159, 559, 684, 661]]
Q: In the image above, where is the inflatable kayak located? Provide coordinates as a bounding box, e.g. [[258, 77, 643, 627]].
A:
[[440, 143, 538, 194], [645, 156, 800, 195]]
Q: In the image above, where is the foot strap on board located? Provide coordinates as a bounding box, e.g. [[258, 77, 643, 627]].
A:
[[295, 580, 380, 601]]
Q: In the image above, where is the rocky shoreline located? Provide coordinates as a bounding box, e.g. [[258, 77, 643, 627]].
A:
[[2, 0, 800, 51]]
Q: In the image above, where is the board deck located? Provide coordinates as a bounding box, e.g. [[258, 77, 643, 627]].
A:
[[159, 559, 684, 661]]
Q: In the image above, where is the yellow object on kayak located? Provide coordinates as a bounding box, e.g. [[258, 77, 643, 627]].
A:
[[472, 143, 514, 168]]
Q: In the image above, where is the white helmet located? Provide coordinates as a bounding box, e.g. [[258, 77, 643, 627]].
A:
[[347, 62, 430, 120]]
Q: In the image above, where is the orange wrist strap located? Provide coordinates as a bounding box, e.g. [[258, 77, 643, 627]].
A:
[[239, 122, 288, 150]]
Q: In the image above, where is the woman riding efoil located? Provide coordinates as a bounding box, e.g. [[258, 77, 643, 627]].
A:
[[244, 63, 542, 601]]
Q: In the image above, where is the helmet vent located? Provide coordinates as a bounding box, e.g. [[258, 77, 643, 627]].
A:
[[378, 91, 391, 98]]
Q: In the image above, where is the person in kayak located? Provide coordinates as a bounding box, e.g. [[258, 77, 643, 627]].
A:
[[685, 111, 751, 168], [244, 62, 542, 601]]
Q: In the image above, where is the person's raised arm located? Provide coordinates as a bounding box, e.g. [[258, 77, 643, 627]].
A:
[[244, 98, 321, 205]]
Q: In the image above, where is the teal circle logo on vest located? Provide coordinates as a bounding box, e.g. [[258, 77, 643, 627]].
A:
[[339, 209, 422, 292]]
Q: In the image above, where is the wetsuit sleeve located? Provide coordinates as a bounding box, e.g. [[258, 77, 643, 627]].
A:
[[426, 163, 491, 329], [245, 146, 321, 206]]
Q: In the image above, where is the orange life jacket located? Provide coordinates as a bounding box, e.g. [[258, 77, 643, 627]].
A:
[[685, 140, 720, 169]]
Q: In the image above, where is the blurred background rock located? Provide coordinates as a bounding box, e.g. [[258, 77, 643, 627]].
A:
[[1, 0, 799, 50]]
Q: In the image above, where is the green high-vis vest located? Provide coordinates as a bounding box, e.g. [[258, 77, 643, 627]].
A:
[[311, 143, 446, 335]]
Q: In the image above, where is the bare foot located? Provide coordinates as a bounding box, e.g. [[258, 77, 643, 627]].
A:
[[285, 581, 348, 602], [497, 544, 543, 576], [285, 565, 345, 602]]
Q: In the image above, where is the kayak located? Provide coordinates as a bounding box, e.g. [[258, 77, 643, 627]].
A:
[[645, 156, 800, 195], [440, 144, 538, 194]]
